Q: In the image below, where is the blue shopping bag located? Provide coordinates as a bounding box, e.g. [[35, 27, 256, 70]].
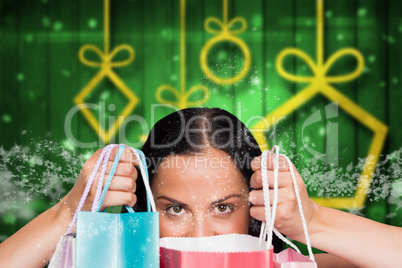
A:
[[75, 145, 159, 268]]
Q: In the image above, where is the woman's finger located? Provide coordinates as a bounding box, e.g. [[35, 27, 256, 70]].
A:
[[106, 176, 136, 193], [98, 161, 138, 178], [250, 169, 293, 189], [100, 191, 137, 211], [108, 145, 139, 165], [249, 188, 291, 206], [249, 205, 266, 222], [251, 152, 293, 172]]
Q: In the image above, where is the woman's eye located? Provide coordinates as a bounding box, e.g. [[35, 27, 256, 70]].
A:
[[166, 205, 185, 216], [217, 204, 228, 212], [213, 204, 233, 215]]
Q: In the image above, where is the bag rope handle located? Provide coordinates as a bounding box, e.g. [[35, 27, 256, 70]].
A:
[[258, 146, 315, 261], [91, 144, 119, 211], [258, 147, 279, 249], [283, 154, 315, 261], [66, 144, 115, 234], [129, 148, 156, 212], [93, 144, 126, 212], [67, 144, 157, 233]]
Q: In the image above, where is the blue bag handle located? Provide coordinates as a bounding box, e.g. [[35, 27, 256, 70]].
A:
[[94, 145, 156, 213]]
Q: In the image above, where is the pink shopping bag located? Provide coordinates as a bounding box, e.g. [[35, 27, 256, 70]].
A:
[[274, 248, 316, 268], [160, 234, 273, 268]]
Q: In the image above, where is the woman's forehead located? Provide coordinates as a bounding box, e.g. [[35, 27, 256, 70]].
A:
[[152, 148, 248, 201]]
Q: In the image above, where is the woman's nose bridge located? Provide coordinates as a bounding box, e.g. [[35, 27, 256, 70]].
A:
[[190, 213, 215, 237]]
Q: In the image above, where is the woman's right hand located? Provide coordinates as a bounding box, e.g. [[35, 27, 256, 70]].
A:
[[60, 145, 139, 221], [248, 150, 317, 243], [0, 145, 139, 268]]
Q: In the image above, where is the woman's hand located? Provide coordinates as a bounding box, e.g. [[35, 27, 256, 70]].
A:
[[61, 145, 139, 219], [0, 145, 139, 268], [248, 151, 318, 242]]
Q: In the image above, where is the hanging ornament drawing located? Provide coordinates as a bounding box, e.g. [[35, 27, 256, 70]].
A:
[[156, 0, 210, 109], [74, 0, 139, 144], [251, 0, 388, 209], [200, 0, 251, 85]]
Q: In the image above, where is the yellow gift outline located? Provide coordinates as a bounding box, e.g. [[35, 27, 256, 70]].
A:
[[74, 0, 139, 144], [155, 0, 210, 109], [251, 0, 388, 209]]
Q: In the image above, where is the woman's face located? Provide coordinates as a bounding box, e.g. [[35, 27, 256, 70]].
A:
[[152, 147, 250, 237]]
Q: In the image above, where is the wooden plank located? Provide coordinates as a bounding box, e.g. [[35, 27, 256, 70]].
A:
[[111, 0, 144, 147], [262, 0, 296, 159], [203, 0, 235, 112], [142, 0, 179, 132], [387, 0, 402, 227], [290, 0, 326, 255], [323, 0, 357, 201], [356, 0, 387, 223], [77, 0, 104, 150], [233, 0, 264, 135], [0, 0, 20, 241], [0, 0, 19, 149], [17, 0, 49, 146], [48, 0, 79, 156], [186, 0, 208, 111], [294, 0, 326, 199]]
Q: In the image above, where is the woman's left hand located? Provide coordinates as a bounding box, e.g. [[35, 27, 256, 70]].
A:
[[248, 151, 318, 242]]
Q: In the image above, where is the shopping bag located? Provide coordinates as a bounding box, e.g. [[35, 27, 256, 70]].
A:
[[274, 248, 316, 268], [75, 145, 159, 268], [160, 234, 273, 268], [49, 144, 118, 268], [159, 149, 280, 268], [49, 144, 159, 268], [48, 234, 75, 268]]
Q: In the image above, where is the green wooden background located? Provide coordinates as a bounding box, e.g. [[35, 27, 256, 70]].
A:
[[0, 0, 401, 253]]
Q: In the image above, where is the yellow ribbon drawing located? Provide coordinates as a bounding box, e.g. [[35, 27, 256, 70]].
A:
[[251, 0, 387, 209], [200, 0, 251, 85], [156, 0, 210, 109], [74, 0, 139, 144]]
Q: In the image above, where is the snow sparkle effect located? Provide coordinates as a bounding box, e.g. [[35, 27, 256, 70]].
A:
[[0, 139, 89, 216], [0, 136, 401, 241]]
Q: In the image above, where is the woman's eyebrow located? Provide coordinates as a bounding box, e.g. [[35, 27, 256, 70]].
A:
[[211, 194, 245, 205], [156, 196, 187, 206]]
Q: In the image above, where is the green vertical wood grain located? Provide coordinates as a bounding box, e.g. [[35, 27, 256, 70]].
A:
[[233, 0, 264, 133], [263, 0, 296, 160], [387, 0, 402, 226], [48, 0, 79, 150], [142, 0, 178, 133], [357, 0, 387, 222], [0, 1, 19, 149], [0, 0, 20, 240], [294, 0, 327, 199], [112, 0, 144, 147], [17, 0, 49, 145], [77, 0, 103, 150], [324, 0, 357, 201], [203, 0, 234, 112]]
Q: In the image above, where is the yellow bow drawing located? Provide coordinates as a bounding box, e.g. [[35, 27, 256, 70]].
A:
[[74, 0, 139, 144], [251, 0, 387, 209], [156, 0, 210, 109], [200, 0, 251, 85]]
